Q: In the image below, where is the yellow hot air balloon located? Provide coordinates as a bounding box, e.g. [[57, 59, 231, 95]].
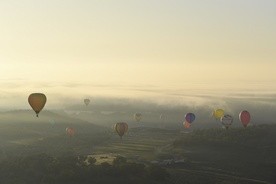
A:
[[28, 93, 47, 117], [114, 122, 128, 139], [213, 109, 224, 120]]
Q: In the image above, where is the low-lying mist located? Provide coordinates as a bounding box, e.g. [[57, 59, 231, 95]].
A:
[[59, 92, 276, 129], [1, 89, 275, 130]]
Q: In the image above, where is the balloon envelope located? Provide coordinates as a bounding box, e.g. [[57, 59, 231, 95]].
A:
[[239, 110, 251, 128], [28, 93, 47, 117], [84, 99, 90, 106], [134, 113, 142, 122], [66, 127, 75, 137], [220, 114, 233, 129], [213, 109, 224, 120], [185, 113, 196, 123], [112, 124, 118, 132], [183, 121, 191, 129], [114, 122, 128, 139]]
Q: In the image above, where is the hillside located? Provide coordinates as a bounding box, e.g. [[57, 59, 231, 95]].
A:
[[170, 125, 276, 183], [0, 111, 275, 183], [0, 110, 107, 157]]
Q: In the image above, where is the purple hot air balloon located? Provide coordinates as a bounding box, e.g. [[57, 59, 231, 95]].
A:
[[185, 113, 196, 124]]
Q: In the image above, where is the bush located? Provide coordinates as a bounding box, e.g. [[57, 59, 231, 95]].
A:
[[87, 157, 96, 165], [113, 156, 127, 166]]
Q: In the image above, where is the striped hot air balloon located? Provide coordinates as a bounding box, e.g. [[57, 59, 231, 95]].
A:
[[114, 122, 128, 139], [220, 114, 233, 130]]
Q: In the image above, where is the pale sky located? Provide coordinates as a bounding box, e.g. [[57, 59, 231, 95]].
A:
[[0, 0, 275, 108]]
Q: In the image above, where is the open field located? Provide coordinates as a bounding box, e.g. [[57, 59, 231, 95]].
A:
[[92, 127, 179, 161]]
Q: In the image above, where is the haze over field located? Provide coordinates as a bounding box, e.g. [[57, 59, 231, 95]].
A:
[[0, 0, 275, 113], [0, 1, 276, 183]]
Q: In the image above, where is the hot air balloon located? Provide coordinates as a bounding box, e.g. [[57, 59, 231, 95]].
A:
[[112, 124, 117, 132], [220, 114, 233, 129], [134, 113, 142, 122], [239, 110, 251, 128], [185, 113, 196, 124], [66, 127, 75, 137], [213, 109, 224, 120], [84, 99, 90, 106], [28, 93, 47, 117], [114, 122, 128, 139], [183, 121, 191, 129]]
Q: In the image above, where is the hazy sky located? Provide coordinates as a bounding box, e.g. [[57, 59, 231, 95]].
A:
[[0, 0, 276, 108]]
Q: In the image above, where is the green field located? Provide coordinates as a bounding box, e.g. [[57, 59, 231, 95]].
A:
[[93, 127, 178, 161]]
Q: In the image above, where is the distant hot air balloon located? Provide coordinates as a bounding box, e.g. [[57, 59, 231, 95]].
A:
[[134, 113, 142, 122], [220, 114, 233, 129], [213, 109, 225, 120], [183, 121, 191, 129], [185, 113, 196, 124], [28, 93, 47, 117], [84, 99, 90, 106], [114, 122, 128, 139], [112, 124, 117, 132], [160, 114, 164, 120], [66, 127, 75, 137], [239, 110, 251, 128]]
